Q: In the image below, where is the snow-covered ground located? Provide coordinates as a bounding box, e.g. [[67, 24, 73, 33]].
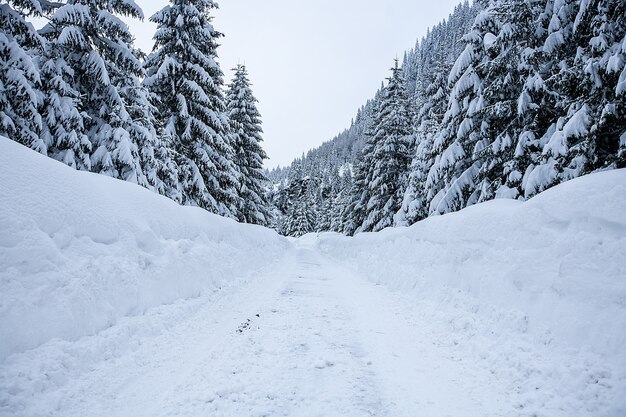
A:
[[0, 138, 290, 361], [315, 168, 626, 416], [1, 138, 625, 416]]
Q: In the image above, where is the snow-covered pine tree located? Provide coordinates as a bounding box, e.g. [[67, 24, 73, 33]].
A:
[[266, 91, 379, 235], [145, 0, 239, 217], [397, 43, 450, 226], [38, 24, 91, 170], [280, 164, 317, 237], [47, 0, 150, 186], [426, 5, 502, 215], [266, 184, 285, 231], [360, 60, 413, 232], [284, 193, 317, 237], [342, 92, 382, 236], [471, 0, 543, 202], [117, 55, 176, 194], [494, 0, 555, 200], [330, 170, 352, 232], [520, 0, 587, 197], [316, 165, 340, 231], [341, 161, 369, 235], [393, 2, 481, 226], [0, 0, 45, 152], [523, 0, 626, 196], [562, 0, 625, 170], [226, 64, 272, 225], [267, 167, 292, 231], [140, 48, 182, 202]]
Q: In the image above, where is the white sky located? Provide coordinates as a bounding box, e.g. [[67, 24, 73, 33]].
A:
[[129, 1, 462, 167]]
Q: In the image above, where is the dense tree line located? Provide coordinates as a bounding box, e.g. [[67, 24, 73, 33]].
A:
[[4, 0, 623, 237], [270, 0, 625, 237], [1, 0, 271, 225]]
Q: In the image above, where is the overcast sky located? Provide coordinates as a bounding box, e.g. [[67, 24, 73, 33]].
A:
[[130, 0, 462, 168]]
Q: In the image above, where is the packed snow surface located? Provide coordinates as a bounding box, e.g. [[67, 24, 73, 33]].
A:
[[1, 137, 625, 417]]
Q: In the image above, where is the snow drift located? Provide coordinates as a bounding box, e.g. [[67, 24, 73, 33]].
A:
[[317, 169, 626, 359], [312, 169, 626, 415], [0, 137, 290, 361]]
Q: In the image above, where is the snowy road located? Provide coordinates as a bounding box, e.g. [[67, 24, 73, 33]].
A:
[[1, 241, 520, 417]]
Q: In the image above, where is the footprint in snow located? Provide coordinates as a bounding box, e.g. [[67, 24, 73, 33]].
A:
[[236, 314, 261, 333], [314, 359, 335, 369]]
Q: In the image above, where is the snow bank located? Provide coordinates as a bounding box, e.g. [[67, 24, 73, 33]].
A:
[[0, 138, 290, 361], [317, 169, 626, 359]]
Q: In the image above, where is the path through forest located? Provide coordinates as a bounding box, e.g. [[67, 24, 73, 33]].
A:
[[0, 239, 514, 417]]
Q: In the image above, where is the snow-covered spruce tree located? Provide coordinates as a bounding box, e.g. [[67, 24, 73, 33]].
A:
[[145, 0, 239, 217], [426, 5, 504, 215], [493, 0, 557, 200], [284, 194, 317, 237], [578, 0, 626, 169], [550, 0, 626, 171], [0, 0, 45, 152], [523, 0, 626, 197], [280, 164, 317, 237], [343, 129, 375, 235], [46, 0, 151, 186], [397, 46, 449, 226], [38, 25, 91, 170], [330, 170, 352, 232], [316, 166, 340, 232], [521, 0, 588, 197], [342, 87, 384, 235], [118, 59, 180, 195], [139, 80, 183, 203], [360, 60, 413, 233], [267, 168, 291, 231], [471, 0, 545, 202], [226, 64, 272, 225]]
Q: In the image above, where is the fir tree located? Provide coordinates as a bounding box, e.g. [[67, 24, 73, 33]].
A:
[[261, 0, 624, 235], [316, 166, 340, 232], [523, 0, 626, 196], [330, 171, 352, 232], [281, 164, 317, 237], [145, 0, 239, 217], [0, 0, 45, 152], [559, 0, 626, 171], [426, 7, 499, 215], [47, 0, 150, 185], [341, 89, 384, 235], [472, 0, 544, 202], [397, 48, 449, 226], [38, 25, 91, 170], [226, 64, 272, 225], [361, 60, 413, 232], [522, 0, 588, 197], [343, 124, 376, 235]]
